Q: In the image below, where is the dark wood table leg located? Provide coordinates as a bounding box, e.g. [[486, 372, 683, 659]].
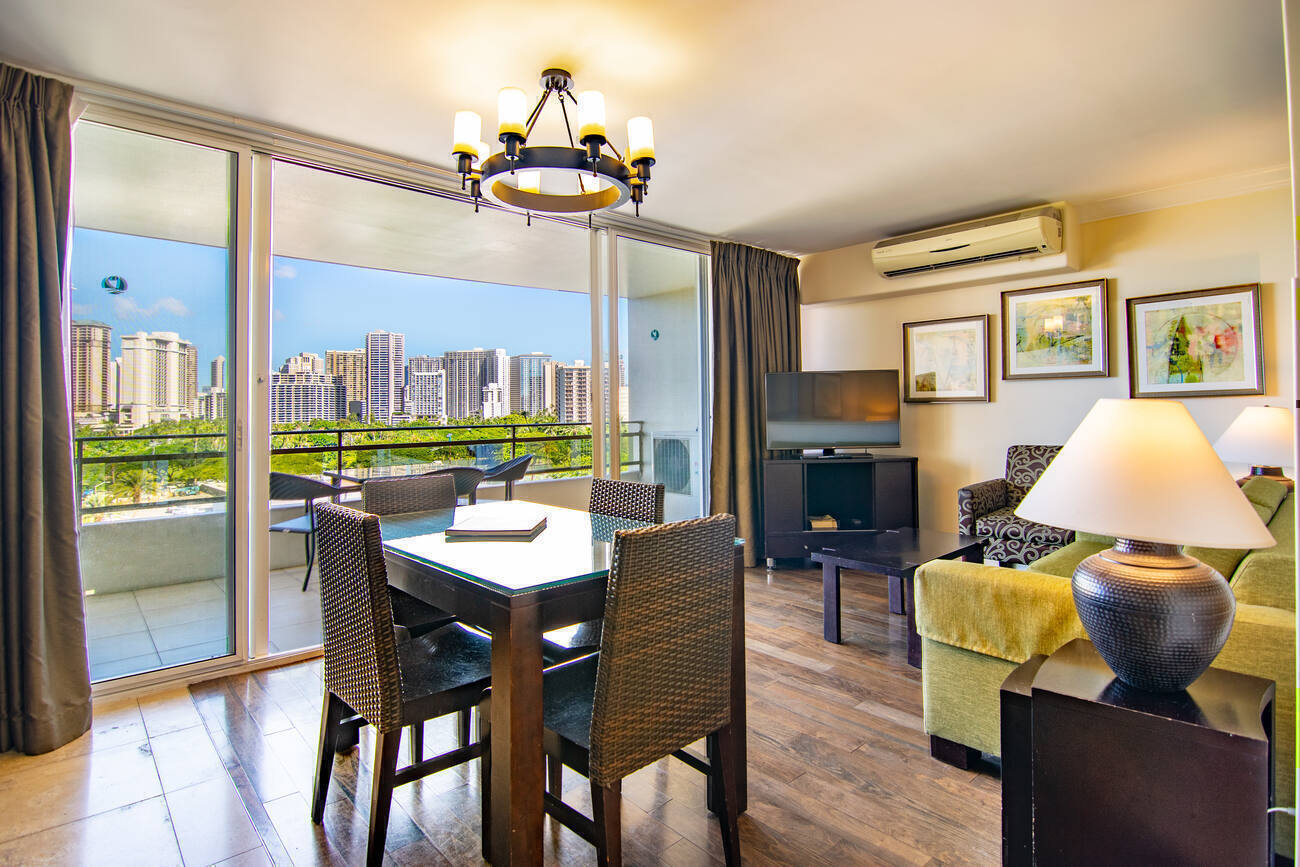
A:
[[903, 567, 922, 669], [710, 546, 748, 815], [963, 541, 984, 563], [822, 560, 841, 644], [887, 574, 905, 615], [488, 602, 544, 866]]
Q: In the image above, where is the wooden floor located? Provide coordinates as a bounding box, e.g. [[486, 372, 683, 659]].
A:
[[0, 565, 1001, 865]]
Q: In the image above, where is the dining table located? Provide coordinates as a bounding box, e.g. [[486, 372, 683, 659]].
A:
[[378, 500, 748, 866]]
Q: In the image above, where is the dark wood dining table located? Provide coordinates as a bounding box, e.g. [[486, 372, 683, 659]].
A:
[[379, 501, 748, 865]]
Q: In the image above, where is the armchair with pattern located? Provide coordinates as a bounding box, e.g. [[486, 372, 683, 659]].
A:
[[957, 445, 1073, 566]]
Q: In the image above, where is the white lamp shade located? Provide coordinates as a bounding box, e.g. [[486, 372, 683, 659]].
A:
[[1016, 398, 1274, 549], [1214, 406, 1295, 467], [452, 111, 481, 156], [627, 116, 655, 161], [497, 87, 527, 137], [577, 90, 606, 141]]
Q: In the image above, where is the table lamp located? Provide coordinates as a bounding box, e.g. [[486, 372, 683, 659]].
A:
[[1213, 405, 1295, 491], [1016, 398, 1274, 692]]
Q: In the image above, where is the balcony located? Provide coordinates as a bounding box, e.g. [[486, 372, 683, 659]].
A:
[[78, 420, 641, 681]]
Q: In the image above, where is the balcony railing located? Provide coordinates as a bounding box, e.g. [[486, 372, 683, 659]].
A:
[[75, 420, 642, 520]]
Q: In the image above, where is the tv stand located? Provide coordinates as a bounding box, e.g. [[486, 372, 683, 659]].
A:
[[762, 455, 918, 563]]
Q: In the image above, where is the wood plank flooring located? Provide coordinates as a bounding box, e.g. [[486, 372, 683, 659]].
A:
[[0, 565, 1001, 865]]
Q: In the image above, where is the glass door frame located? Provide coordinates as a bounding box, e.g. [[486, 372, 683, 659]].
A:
[[79, 103, 257, 694], [596, 228, 712, 514]]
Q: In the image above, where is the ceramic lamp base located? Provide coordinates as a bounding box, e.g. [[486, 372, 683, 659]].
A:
[[1072, 538, 1235, 692]]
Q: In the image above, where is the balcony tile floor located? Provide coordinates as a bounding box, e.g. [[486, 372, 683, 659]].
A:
[[85, 567, 323, 682]]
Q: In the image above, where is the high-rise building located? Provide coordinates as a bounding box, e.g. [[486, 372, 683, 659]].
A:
[[442, 347, 508, 419], [210, 355, 226, 390], [408, 364, 446, 420], [280, 352, 324, 375], [70, 320, 113, 420], [365, 330, 405, 423], [554, 361, 592, 423], [269, 373, 345, 424], [325, 348, 366, 418], [482, 382, 507, 419], [198, 387, 227, 420], [118, 331, 199, 427], [603, 354, 629, 420], [509, 352, 552, 417]]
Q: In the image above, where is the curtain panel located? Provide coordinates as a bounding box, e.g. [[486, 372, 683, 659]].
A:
[[708, 241, 801, 567], [0, 64, 91, 754]]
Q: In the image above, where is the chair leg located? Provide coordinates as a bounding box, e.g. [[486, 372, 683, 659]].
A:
[[367, 730, 401, 867], [301, 532, 315, 592], [591, 779, 622, 867], [456, 708, 470, 749], [478, 696, 492, 863], [547, 755, 563, 796], [312, 693, 344, 823], [709, 726, 742, 867], [409, 722, 423, 765]]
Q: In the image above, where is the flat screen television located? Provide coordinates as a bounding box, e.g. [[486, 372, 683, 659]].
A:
[[764, 369, 901, 452]]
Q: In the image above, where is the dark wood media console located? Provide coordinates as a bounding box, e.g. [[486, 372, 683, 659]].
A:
[[762, 456, 919, 563]]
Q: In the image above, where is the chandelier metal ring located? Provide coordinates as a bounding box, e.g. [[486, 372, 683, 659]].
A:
[[477, 147, 632, 213]]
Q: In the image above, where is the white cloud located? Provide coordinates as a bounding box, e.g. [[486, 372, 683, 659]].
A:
[[112, 295, 191, 320], [70, 302, 94, 316], [274, 263, 298, 280], [272, 308, 286, 322]]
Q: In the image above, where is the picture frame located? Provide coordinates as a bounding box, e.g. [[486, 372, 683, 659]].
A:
[[1001, 279, 1109, 380], [1125, 283, 1263, 398], [902, 314, 990, 402]]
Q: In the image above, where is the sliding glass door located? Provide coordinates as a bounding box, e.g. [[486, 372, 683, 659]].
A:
[[70, 121, 237, 681]]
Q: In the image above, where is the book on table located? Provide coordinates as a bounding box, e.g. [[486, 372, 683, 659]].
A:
[[445, 507, 548, 541]]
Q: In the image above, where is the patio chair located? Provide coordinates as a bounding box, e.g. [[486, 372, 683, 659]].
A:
[[483, 454, 533, 500], [424, 465, 486, 504], [268, 471, 358, 592]]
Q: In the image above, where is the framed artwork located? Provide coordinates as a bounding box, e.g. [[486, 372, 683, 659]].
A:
[[1125, 283, 1263, 398], [902, 314, 990, 402], [1001, 279, 1109, 380]]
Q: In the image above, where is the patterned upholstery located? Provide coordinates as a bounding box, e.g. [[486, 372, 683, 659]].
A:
[[363, 474, 456, 516], [957, 445, 1073, 566], [587, 514, 736, 785], [313, 503, 404, 733], [975, 507, 1073, 565], [589, 477, 665, 524]]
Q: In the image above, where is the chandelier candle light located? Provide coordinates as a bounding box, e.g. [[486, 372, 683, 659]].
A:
[[451, 68, 656, 217], [1015, 398, 1274, 692]]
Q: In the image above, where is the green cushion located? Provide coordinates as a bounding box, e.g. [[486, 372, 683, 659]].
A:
[[1231, 552, 1296, 611], [1074, 531, 1115, 545], [1241, 477, 1287, 518], [1028, 541, 1109, 578], [1264, 492, 1294, 553]]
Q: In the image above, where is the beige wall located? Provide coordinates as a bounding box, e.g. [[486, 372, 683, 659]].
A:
[[800, 188, 1295, 533]]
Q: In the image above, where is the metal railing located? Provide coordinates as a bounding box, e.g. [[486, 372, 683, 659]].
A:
[[75, 421, 641, 518]]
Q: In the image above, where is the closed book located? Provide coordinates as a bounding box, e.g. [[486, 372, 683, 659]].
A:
[[445, 509, 547, 541]]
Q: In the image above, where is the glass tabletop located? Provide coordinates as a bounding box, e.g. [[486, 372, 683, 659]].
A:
[[380, 501, 651, 596], [325, 463, 445, 482]]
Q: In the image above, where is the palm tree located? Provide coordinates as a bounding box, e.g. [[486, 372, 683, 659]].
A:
[[111, 466, 156, 504]]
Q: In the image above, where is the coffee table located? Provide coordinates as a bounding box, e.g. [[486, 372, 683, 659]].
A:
[[811, 528, 983, 667]]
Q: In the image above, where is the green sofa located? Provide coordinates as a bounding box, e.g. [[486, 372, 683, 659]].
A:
[[914, 477, 1295, 856]]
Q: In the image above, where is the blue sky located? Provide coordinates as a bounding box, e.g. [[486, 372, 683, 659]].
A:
[[70, 229, 596, 378]]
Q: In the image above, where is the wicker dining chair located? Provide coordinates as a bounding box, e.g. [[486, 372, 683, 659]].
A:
[[425, 465, 486, 504], [481, 514, 741, 867], [310, 502, 491, 867], [268, 471, 358, 592], [541, 478, 668, 676], [360, 474, 465, 757]]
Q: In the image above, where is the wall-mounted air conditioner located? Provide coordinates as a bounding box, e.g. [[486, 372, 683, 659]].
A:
[[872, 205, 1065, 278]]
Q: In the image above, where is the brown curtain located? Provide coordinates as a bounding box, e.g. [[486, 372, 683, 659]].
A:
[[709, 241, 801, 566], [1, 64, 91, 754]]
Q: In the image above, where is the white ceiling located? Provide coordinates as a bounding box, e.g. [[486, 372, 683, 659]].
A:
[[3, 0, 1288, 255]]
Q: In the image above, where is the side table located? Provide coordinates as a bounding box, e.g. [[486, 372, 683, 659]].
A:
[[1000, 638, 1276, 866]]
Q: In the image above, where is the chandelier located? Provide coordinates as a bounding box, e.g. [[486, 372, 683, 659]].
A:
[[451, 68, 656, 218]]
